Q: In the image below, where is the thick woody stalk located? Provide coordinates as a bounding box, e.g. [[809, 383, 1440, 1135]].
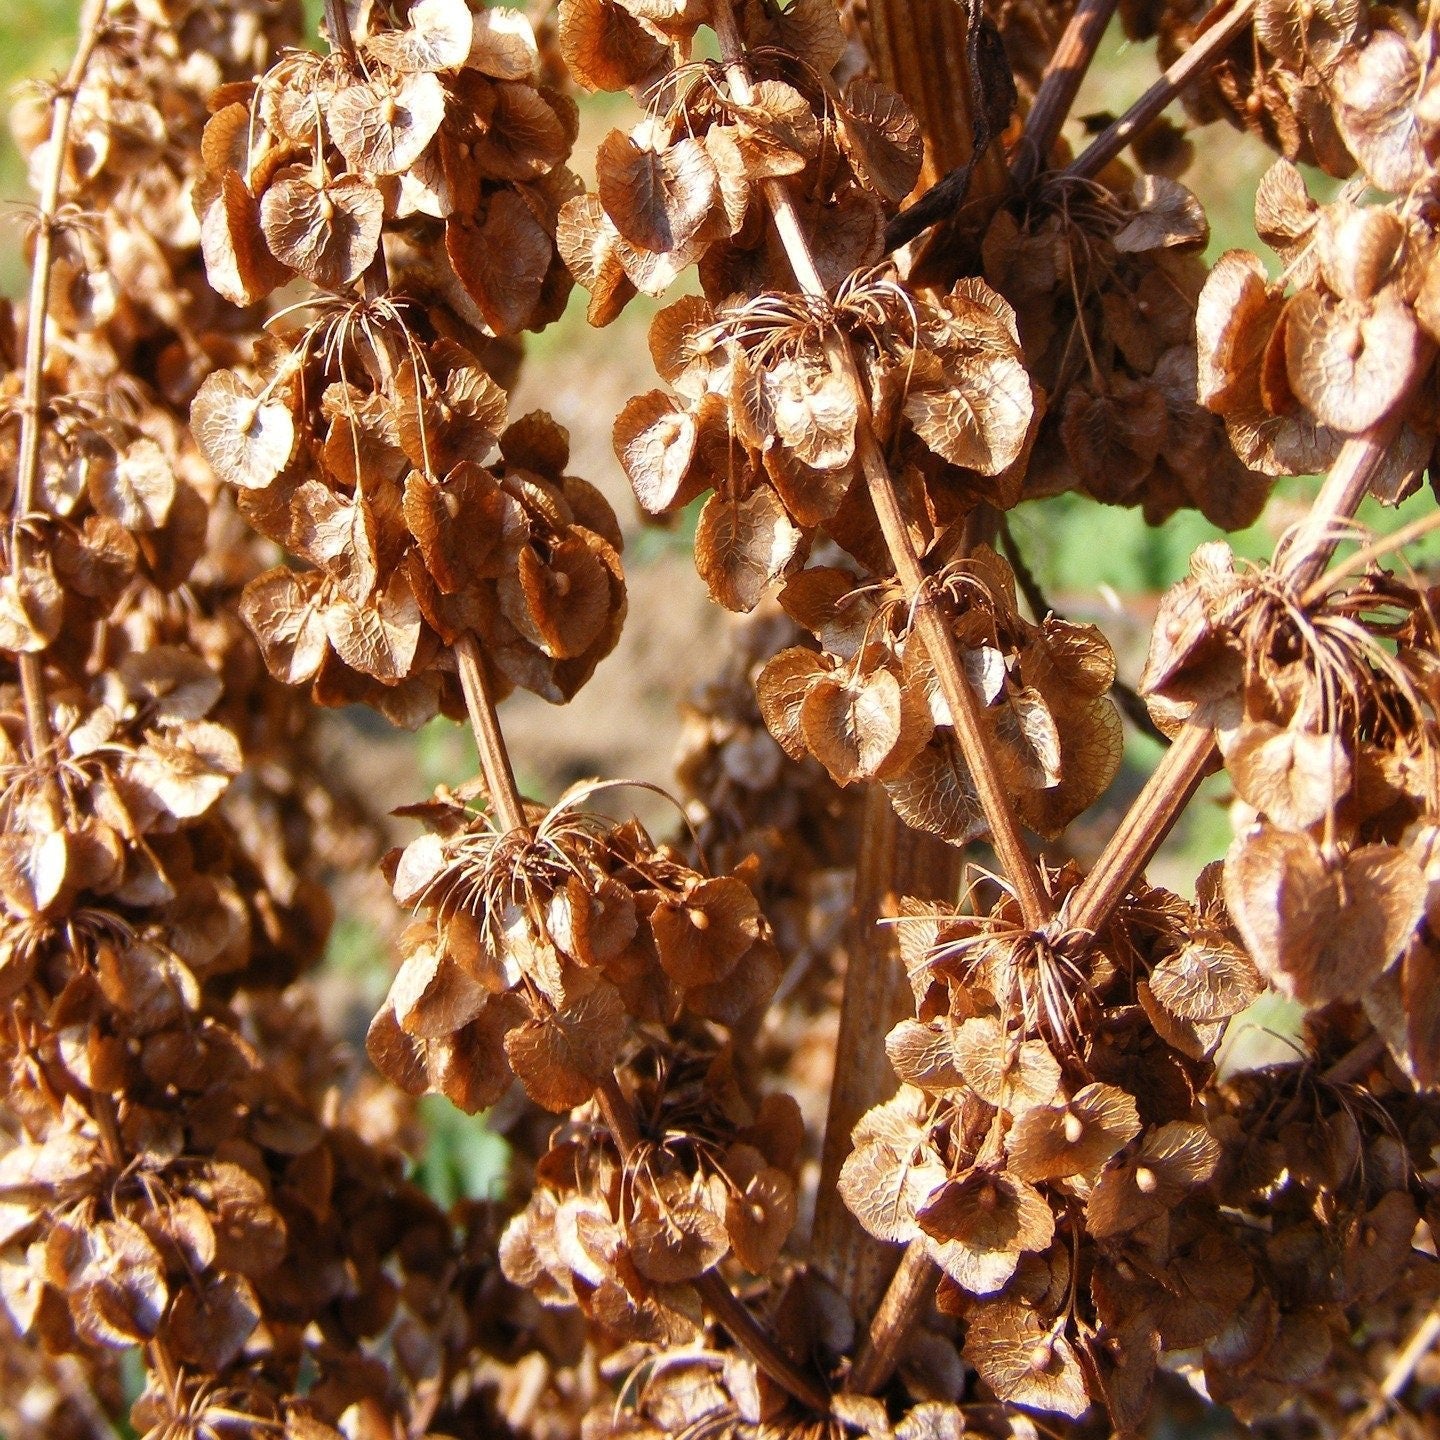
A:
[[811, 792, 960, 1313], [322, 0, 359, 61], [713, 0, 1052, 932], [865, 0, 1006, 186], [10, 0, 109, 769]]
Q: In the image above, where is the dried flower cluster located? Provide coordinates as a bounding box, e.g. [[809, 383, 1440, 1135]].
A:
[[5, 1, 1440, 1439]]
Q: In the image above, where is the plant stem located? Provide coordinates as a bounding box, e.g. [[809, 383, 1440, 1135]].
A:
[[594, 1073, 642, 1153], [1067, 723, 1214, 934], [1322, 1031, 1387, 1086], [454, 632, 528, 836], [1373, 1303, 1440, 1409], [1063, 0, 1256, 181], [855, 403, 1423, 1381], [864, 0, 1005, 186], [696, 1273, 833, 1413], [846, 1243, 938, 1394], [453, 643, 817, 1411], [713, 0, 1052, 931], [322, 0, 358, 60], [1011, 0, 1121, 188], [10, 0, 109, 774]]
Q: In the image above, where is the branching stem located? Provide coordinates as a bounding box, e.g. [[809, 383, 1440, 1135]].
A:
[[1063, 0, 1256, 180], [596, 1074, 832, 1412], [856, 394, 1429, 1389], [713, 0, 1051, 930], [10, 0, 109, 775], [1067, 400, 1422, 938], [846, 1244, 937, 1394]]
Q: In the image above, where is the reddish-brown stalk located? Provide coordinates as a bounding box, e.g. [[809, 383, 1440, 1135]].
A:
[[842, 352, 1432, 1401], [1010, 0, 1122, 187], [458, 601, 818, 1410], [846, 1244, 940, 1395], [1067, 402, 1422, 937], [1063, 0, 1258, 181], [594, 1079, 833, 1413]]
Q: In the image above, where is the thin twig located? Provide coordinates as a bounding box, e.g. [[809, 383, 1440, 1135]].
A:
[[10, 0, 109, 773], [454, 632, 528, 836], [1344, 1301, 1440, 1437], [1322, 1031, 1387, 1087], [1066, 722, 1215, 935], [597, 1073, 832, 1413], [1011, 0, 1121, 188], [1062, 0, 1256, 181], [713, 0, 1052, 931], [696, 1274, 833, 1413]]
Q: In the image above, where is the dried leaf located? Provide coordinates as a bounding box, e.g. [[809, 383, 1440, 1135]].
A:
[[694, 488, 802, 613], [504, 976, 627, 1111], [191, 369, 295, 491], [964, 1302, 1090, 1417], [1225, 721, 1351, 831], [259, 171, 384, 288], [330, 71, 446, 175], [1007, 1083, 1142, 1182], [836, 79, 923, 203], [1224, 829, 1425, 1006], [597, 130, 718, 255], [1284, 288, 1419, 433]]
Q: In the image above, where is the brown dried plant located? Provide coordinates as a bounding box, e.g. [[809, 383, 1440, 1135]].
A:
[[4, 1, 1440, 1439]]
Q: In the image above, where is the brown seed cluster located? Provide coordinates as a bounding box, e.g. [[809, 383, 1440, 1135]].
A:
[[1197, 158, 1440, 486], [1159, 0, 1440, 183], [190, 0, 622, 724], [7, 2, 1440, 1439]]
